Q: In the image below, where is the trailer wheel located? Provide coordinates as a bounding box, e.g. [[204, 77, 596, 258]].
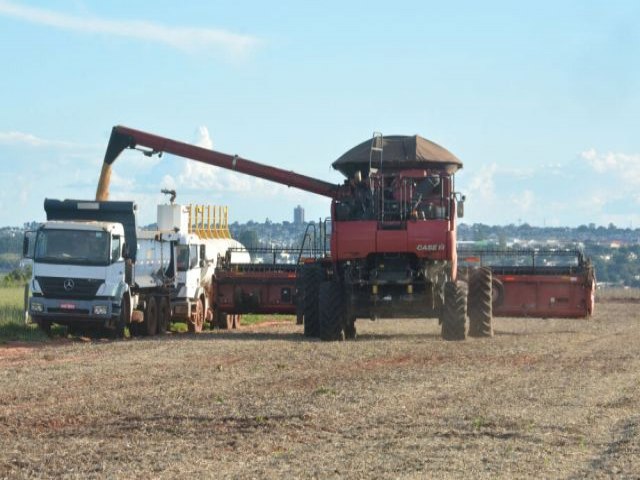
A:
[[215, 311, 233, 329], [188, 298, 205, 333], [157, 296, 171, 334], [143, 296, 158, 336], [319, 281, 346, 341], [468, 267, 494, 337], [302, 265, 323, 337], [440, 281, 467, 341]]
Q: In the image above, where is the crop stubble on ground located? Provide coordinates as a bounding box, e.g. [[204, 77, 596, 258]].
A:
[[1, 303, 639, 479]]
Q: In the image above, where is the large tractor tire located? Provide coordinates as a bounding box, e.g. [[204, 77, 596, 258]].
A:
[[319, 281, 346, 341], [440, 281, 468, 341], [468, 267, 494, 337], [301, 264, 323, 338]]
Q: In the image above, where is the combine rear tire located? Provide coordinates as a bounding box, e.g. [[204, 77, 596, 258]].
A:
[[468, 267, 494, 337], [440, 281, 467, 341], [157, 296, 171, 334], [302, 265, 323, 338], [319, 281, 346, 341]]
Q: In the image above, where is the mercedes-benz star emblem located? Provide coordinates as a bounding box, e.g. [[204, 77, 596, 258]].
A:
[[63, 279, 75, 291]]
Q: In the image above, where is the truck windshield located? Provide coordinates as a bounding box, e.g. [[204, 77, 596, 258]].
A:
[[34, 229, 110, 266]]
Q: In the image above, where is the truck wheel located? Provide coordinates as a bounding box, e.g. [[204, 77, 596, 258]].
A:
[[112, 295, 129, 339], [143, 296, 158, 336], [302, 264, 323, 338], [157, 296, 171, 334], [33, 316, 52, 336], [468, 267, 493, 337], [440, 281, 467, 341], [319, 281, 346, 341], [188, 298, 204, 333]]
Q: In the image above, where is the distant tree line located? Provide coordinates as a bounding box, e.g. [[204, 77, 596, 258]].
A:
[[2, 222, 639, 286]]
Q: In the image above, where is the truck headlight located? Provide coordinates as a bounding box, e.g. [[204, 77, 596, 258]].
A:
[[93, 305, 108, 315], [31, 302, 44, 313]]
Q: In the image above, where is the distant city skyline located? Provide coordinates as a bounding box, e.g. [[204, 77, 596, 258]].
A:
[[0, 1, 638, 227]]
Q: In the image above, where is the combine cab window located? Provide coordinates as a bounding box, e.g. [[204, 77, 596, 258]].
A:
[[34, 229, 110, 266]]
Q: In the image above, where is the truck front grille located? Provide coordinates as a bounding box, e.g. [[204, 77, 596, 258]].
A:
[[36, 276, 103, 299]]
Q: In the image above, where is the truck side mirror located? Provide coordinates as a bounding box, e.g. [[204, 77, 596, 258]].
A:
[[122, 242, 130, 259], [23, 236, 30, 258], [22, 231, 35, 259], [457, 198, 465, 218]]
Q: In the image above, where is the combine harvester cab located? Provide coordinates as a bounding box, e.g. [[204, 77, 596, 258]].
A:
[[458, 249, 596, 319]]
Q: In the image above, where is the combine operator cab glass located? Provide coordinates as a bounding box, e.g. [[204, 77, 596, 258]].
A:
[[411, 176, 448, 220], [34, 229, 110, 266]]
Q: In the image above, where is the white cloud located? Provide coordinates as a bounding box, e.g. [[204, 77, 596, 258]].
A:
[[510, 189, 534, 212], [466, 162, 497, 203], [581, 148, 640, 186], [0, 1, 260, 58], [0, 131, 78, 148]]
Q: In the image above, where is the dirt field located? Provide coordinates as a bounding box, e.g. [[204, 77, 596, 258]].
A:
[[1, 303, 639, 479]]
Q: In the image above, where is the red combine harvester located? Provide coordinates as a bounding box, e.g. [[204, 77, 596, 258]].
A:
[[458, 249, 595, 318], [103, 127, 485, 341]]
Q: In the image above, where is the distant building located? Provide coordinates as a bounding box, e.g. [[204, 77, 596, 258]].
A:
[[294, 205, 305, 225]]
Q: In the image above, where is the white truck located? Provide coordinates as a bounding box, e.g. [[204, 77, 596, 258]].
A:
[[158, 202, 249, 332], [24, 198, 249, 337], [24, 199, 178, 337]]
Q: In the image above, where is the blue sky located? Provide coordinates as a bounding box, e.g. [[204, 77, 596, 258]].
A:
[[0, 0, 638, 227]]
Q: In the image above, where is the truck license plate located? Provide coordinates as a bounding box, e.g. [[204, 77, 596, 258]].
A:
[[60, 303, 76, 310]]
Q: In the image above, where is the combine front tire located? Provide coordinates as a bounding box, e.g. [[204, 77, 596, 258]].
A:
[[468, 267, 493, 337], [319, 281, 346, 341], [440, 281, 468, 341]]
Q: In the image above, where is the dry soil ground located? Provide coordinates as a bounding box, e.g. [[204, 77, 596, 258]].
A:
[[1, 303, 639, 479]]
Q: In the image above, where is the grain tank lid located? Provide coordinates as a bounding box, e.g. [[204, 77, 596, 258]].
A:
[[332, 135, 463, 178], [43, 199, 138, 261]]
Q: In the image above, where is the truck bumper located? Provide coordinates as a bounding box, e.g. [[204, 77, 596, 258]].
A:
[[29, 296, 118, 324]]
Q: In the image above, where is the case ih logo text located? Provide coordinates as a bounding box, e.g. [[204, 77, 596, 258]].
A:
[[63, 279, 75, 291], [416, 243, 445, 252]]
